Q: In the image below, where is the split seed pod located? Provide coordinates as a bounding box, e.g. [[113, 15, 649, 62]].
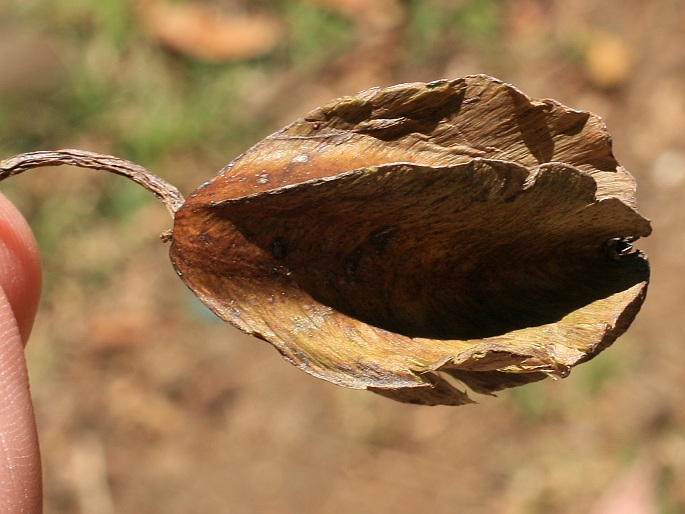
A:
[[1, 75, 651, 405]]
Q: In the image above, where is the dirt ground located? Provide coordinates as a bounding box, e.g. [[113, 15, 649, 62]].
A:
[[2, 0, 685, 513]]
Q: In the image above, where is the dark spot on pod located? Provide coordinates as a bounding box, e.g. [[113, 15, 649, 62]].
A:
[[272, 237, 287, 260], [345, 247, 363, 277]]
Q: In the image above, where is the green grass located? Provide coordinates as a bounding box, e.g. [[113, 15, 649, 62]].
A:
[[281, 1, 355, 70], [405, 0, 505, 58]]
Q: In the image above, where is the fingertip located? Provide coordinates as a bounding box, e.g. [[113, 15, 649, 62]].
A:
[[0, 192, 42, 344]]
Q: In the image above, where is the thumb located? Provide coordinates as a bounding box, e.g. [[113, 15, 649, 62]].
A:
[[0, 191, 43, 513], [0, 192, 42, 343]]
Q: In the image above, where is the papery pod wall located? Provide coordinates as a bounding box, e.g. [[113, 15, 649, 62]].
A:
[[169, 75, 651, 405]]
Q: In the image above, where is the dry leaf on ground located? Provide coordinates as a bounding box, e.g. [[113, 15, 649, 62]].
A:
[[135, 0, 282, 62]]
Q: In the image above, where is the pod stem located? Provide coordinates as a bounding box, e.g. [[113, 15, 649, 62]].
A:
[[0, 149, 185, 217]]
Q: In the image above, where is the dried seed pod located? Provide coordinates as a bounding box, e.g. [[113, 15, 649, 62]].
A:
[[1, 75, 651, 406]]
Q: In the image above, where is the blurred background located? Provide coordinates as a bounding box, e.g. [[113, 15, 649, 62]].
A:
[[1, 0, 684, 512]]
